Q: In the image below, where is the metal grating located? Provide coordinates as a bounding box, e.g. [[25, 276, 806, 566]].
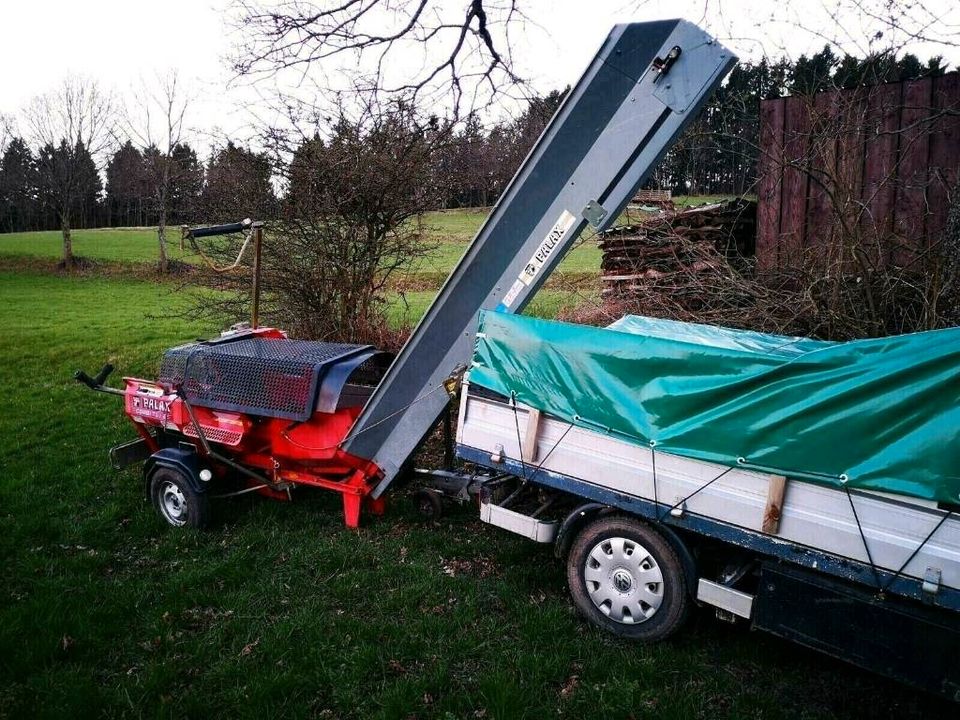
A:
[[159, 338, 370, 421], [183, 423, 243, 447], [158, 341, 193, 388]]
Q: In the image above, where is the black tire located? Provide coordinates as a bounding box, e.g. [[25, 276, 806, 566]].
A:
[[566, 515, 689, 641], [414, 488, 444, 521], [149, 467, 210, 529]]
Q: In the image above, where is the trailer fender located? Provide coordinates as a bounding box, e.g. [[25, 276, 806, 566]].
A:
[[143, 448, 209, 499], [554, 503, 609, 560], [555, 503, 699, 595]]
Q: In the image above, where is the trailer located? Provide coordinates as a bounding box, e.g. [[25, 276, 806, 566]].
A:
[[74, 18, 960, 697], [454, 311, 960, 699]]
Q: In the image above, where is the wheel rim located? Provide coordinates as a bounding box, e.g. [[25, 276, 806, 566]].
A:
[[159, 480, 188, 526], [584, 536, 664, 624]]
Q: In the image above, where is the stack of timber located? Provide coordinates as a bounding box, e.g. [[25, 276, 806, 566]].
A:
[[599, 198, 757, 298], [630, 188, 674, 209]]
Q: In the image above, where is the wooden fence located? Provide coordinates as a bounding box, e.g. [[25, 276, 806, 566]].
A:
[[757, 72, 960, 270]]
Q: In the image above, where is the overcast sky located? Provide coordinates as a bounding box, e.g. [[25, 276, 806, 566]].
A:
[[2, 0, 958, 148]]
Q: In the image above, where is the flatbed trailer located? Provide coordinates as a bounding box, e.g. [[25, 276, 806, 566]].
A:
[[455, 381, 960, 699]]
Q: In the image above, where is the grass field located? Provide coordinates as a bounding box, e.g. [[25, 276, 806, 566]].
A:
[[0, 199, 731, 274], [0, 206, 953, 718]]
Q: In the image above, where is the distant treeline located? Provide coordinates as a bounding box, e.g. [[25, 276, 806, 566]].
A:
[[0, 47, 949, 234], [0, 138, 276, 233]]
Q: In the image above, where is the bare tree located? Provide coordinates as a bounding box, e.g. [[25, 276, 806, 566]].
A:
[[124, 71, 191, 273], [594, 0, 960, 341], [0, 114, 12, 155], [188, 97, 438, 343], [229, 0, 527, 118], [24, 77, 114, 268]]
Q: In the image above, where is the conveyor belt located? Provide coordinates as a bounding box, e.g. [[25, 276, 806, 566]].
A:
[[343, 20, 737, 496]]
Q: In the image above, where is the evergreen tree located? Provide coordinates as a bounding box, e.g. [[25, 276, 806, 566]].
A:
[[168, 142, 204, 224], [105, 141, 146, 226], [0, 138, 39, 232], [73, 141, 102, 229], [36, 139, 103, 260], [201, 142, 276, 222], [286, 134, 326, 212], [791, 46, 839, 94]]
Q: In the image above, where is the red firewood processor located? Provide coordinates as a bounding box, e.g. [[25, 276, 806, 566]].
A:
[[76, 323, 394, 528]]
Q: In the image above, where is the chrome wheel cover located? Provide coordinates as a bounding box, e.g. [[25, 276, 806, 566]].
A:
[[583, 536, 664, 624]]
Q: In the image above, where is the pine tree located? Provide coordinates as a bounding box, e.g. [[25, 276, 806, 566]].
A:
[[0, 138, 39, 232]]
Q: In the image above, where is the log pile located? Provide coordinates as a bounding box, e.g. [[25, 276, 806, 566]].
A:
[[630, 188, 674, 210], [599, 199, 757, 299]]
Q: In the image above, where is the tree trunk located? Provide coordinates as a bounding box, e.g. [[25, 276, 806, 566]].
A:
[[61, 219, 74, 268], [157, 218, 169, 274], [158, 159, 170, 273]]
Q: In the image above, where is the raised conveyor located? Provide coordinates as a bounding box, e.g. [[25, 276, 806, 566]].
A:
[[344, 20, 737, 494]]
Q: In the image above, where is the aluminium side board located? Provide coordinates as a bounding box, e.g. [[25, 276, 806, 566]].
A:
[[455, 386, 960, 613], [344, 20, 737, 494]]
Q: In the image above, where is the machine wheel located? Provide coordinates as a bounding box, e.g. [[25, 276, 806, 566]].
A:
[[149, 467, 210, 529], [414, 488, 444, 521], [567, 515, 689, 641]]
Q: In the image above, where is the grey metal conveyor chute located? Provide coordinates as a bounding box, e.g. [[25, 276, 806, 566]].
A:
[[343, 19, 737, 496]]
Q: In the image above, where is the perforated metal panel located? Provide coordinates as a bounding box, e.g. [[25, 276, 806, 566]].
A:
[[160, 338, 371, 421]]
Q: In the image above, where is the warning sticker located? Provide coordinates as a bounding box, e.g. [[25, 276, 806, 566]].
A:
[[518, 210, 577, 286], [500, 278, 526, 309]]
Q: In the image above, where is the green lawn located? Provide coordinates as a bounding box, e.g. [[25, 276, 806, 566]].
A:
[[0, 199, 732, 277], [384, 289, 594, 327], [0, 212, 602, 281], [0, 227, 197, 264], [0, 270, 951, 718]]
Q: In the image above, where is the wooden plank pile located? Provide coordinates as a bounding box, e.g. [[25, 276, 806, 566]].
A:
[[630, 188, 674, 209], [599, 199, 757, 298]]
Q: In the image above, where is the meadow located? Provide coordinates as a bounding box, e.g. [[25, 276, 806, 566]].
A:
[[0, 206, 952, 718]]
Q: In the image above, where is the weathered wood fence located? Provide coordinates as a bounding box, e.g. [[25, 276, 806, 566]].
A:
[[757, 72, 960, 270]]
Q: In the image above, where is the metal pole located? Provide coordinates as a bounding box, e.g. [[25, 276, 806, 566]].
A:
[[442, 405, 454, 470], [251, 224, 263, 329]]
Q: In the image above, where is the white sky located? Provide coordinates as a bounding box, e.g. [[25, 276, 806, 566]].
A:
[[2, 0, 958, 150]]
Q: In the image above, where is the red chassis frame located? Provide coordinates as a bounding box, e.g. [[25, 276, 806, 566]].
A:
[[123, 366, 385, 529]]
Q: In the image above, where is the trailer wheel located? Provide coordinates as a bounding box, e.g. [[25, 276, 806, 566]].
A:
[[414, 488, 443, 521], [567, 515, 689, 641], [149, 467, 209, 529]]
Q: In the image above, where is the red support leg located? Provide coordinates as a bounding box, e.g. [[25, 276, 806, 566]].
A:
[[365, 496, 387, 516], [342, 493, 362, 529]]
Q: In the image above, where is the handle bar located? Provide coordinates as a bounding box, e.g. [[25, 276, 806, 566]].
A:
[[188, 219, 253, 239], [74, 364, 124, 396]]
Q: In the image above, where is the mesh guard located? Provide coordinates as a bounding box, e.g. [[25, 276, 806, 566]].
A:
[[159, 338, 372, 421]]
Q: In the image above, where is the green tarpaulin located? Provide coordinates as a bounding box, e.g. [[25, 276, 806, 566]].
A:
[[469, 311, 960, 505]]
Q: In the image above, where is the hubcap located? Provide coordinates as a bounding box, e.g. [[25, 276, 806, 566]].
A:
[[612, 569, 633, 593], [159, 481, 188, 526], [584, 536, 664, 624]]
